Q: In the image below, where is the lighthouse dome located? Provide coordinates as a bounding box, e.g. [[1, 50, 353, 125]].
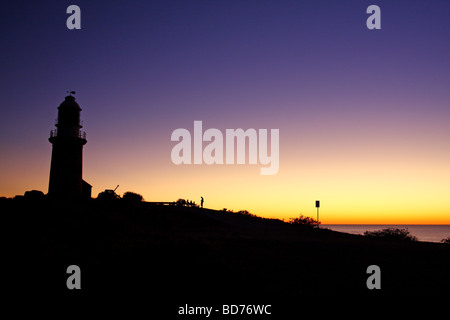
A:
[[56, 95, 82, 128], [58, 95, 81, 111]]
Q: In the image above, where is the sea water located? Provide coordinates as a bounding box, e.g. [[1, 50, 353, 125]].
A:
[[322, 225, 450, 243]]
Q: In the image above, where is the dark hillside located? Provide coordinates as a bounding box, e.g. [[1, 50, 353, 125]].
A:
[[3, 198, 449, 304]]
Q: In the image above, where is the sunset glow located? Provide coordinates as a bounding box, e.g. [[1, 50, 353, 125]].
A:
[[1, 1, 449, 224]]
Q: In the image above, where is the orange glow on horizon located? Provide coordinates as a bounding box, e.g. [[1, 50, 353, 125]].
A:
[[1, 113, 449, 225]]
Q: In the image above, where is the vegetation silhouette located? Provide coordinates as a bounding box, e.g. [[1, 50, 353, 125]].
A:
[[122, 191, 144, 202], [363, 227, 418, 242], [288, 214, 320, 227], [175, 198, 198, 207], [24, 190, 45, 200], [97, 186, 120, 200]]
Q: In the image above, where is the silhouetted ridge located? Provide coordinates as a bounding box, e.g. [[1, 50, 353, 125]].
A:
[[3, 198, 449, 299]]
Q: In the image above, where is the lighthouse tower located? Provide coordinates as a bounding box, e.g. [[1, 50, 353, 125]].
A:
[[48, 94, 91, 200]]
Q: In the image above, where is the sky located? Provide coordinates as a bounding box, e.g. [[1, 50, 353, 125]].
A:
[[0, 0, 449, 224]]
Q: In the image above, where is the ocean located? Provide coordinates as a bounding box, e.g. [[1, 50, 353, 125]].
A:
[[322, 225, 450, 243]]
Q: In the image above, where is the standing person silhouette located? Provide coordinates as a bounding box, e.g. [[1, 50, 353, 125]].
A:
[[201, 196, 204, 208]]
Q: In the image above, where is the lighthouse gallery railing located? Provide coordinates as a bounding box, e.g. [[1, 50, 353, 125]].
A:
[[50, 129, 86, 140]]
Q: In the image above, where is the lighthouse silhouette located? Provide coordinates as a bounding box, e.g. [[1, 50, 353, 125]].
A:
[[48, 93, 91, 200]]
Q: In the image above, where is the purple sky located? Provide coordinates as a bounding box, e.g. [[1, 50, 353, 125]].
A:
[[1, 1, 449, 222]]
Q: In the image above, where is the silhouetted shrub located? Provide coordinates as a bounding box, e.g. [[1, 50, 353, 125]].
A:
[[24, 190, 45, 200], [97, 190, 121, 201], [123, 192, 143, 202], [441, 237, 450, 244], [236, 210, 260, 218], [288, 215, 320, 227], [174, 198, 198, 207], [364, 228, 417, 241], [187, 200, 197, 207]]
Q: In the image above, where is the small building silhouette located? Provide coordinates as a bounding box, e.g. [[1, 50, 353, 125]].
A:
[[48, 94, 91, 200]]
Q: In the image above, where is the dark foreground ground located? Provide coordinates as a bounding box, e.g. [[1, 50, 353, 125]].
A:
[[3, 198, 450, 312]]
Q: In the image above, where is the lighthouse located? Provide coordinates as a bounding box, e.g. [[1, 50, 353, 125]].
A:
[[48, 94, 91, 200]]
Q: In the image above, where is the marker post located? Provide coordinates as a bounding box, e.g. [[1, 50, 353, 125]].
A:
[[315, 200, 320, 227]]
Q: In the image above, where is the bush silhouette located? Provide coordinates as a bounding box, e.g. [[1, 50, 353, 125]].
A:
[[123, 192, 143, 202], [441, 237, 450, 244], [97, 190, 120, 201], [176, 198, 187, 207], [24, 190, 45, 200], [236, 210, 262, 219], [174, 198, 198, 207], [364, 228, 417, 241], [288, 214, 320, 227]]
